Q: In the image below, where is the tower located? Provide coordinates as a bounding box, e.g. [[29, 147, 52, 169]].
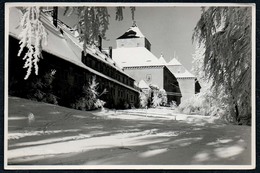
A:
[[116, 23, 151, 51]]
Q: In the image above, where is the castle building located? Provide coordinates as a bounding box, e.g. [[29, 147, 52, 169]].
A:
[[8, 7, 139, 109], [112, 24, 182, 104], [166, 57, 200, 103]]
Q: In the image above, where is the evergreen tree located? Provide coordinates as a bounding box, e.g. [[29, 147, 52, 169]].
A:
[[72, 76, 106, 110]]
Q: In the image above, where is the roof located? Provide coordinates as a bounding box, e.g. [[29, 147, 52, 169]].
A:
[[113, 47, 165, 67], [9, 7, 138, 92], [158, 54, 167, 65], [174, 69, 195, 78], [167, 57, 182, 66], [117, 23, 145, 39], [167, 58, 195, 78], [138, 80, 149, 89]]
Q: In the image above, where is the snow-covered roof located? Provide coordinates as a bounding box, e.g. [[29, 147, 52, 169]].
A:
[[113, 47, 165, 67], [138, 80, 149, 89], [158, 54, 167, 65], [167, 57, 195, 78], [9, 7, 138, 92], [174, 69, 195, 78], [167, 57, 182, 66], [117, 23, 145, 39]]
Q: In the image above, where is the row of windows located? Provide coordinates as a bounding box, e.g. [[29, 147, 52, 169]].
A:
[[94, 75, 137, 103], [82, 55, 134, 87], [54, 62, 138, 106], [117, 89, 136, 101]]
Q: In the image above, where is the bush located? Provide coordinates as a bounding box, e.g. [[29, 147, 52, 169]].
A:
[[150, 86, 167, 108], [152, 91, 161, 107], [27, 69, 58, 105], [71, 76, 106, 111], [139, 92, 148, 108], [178, 87, 229, 118], [159, 89, 167, 106], [170, 101, 177, 110]]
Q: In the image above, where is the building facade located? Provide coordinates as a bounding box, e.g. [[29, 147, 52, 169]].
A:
[[112, 24, 182, 104], [167, 58, 201, 103], [8, 7, 139, 109]]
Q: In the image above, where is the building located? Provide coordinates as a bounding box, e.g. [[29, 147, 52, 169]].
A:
[[112, 23, 182, 105], [167, 57, 201, 103], [8, 7, 139, 109]]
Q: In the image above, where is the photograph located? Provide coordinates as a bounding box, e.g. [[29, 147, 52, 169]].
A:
[[4, 2, 255, 170]]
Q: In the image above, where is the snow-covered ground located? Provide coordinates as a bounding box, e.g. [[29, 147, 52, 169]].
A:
[[7, 97, 252, 167]]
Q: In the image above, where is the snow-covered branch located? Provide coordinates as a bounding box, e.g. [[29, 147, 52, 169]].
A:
[[18, 7, 47, 80]]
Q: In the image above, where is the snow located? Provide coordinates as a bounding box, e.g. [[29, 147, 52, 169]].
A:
[[9, 7, 137, 92], [166, 57, 195, 78], [174, 69, 195, 78], [113, 47, 165, 67], [138, 80, 149, 89], [158, 54, 167, 65], [117, 24, 145, 39], [7, 97, 252, 167], [168, 57, 182, 66]]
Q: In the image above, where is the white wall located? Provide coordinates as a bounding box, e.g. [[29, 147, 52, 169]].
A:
[[116, 38, 145, 48], [177, 78, 195, 103], [124, 67, 164, 89]]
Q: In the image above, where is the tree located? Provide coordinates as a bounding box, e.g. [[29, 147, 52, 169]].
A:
[[26, 69, 58, 105], [72, 76, 107, 110], [17, 7, 47, 80], [192, 7, 252, 125], [17, 6, 135, 79], [139, 92, 148, 108], [149, 84, 167, 107]]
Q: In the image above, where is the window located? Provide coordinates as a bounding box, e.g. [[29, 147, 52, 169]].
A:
[[146, 74, 152, 82], [92, 60, 95, 68], [96, 62, 99, 70]]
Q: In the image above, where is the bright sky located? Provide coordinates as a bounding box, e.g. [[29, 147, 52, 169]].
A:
[[59, 6, 202, 71], [105, 7, 202, 71]]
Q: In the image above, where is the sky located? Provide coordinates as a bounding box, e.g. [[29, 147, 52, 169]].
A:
[[59, 6, 202, 71]]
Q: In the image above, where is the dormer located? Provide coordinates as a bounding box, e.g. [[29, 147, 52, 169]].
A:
[[116, 23, 151, 51]]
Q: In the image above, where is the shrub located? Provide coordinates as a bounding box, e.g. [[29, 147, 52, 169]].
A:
[[150, 86, 167, 108], [27, 69, 58, 104], [159, 89, 167, 106], [178, 85, 229, 118], [152, 91, 161, 107], [72, 76, 106, 111], [139, 92, 148, 108], [170, 101, 177, 110]]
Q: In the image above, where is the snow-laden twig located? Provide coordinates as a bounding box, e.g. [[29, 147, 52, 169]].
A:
[[18, 7, 47, 80]]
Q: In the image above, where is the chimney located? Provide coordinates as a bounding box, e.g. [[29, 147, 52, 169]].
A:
[[98, 35, 102, 51], [109, 46, 113, 59], [53, 7, 58, 27]]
